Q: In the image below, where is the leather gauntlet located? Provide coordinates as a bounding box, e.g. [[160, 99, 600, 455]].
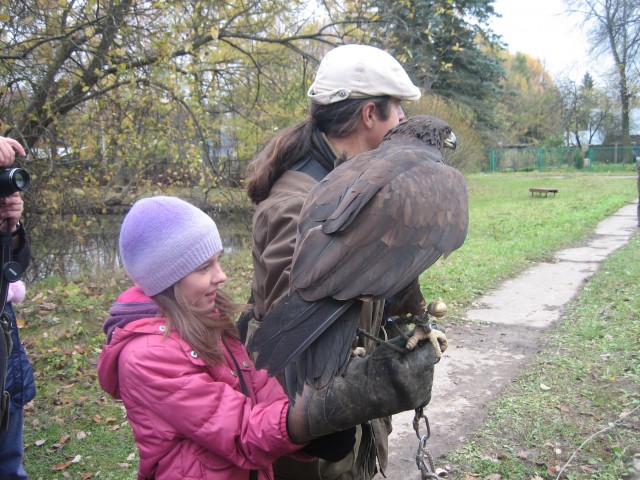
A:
[[287, 334, 439, 443]]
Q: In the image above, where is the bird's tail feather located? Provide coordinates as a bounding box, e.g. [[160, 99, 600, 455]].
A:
[[250, 291, 356, 376], [285, 300, 361, 397]]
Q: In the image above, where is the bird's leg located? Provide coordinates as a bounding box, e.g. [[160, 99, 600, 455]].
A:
[[405, 301, 449, 357], [405, 312, 431, 350]]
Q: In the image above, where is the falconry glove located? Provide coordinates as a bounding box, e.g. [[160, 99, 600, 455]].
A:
[[287, 333, 439, 443]]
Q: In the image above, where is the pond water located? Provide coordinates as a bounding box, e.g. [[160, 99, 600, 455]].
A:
[[24, 211, 253, 283]]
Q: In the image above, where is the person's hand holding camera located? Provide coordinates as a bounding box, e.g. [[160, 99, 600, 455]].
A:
[[0, 137, 26, 240], [0, 137, 25, 167]]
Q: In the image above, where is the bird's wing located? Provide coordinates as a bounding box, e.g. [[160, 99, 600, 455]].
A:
[[250, 290, 360, 384], [291, 142, 469, 302]]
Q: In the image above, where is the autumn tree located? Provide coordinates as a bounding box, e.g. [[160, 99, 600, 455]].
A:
[[494, 52, 562, 146], [341, 0, 505, 133], [0, 1, 336, 148], [558, 72, 613, 147], [0, 0, 341, 246], [566, 0, 640, 147]]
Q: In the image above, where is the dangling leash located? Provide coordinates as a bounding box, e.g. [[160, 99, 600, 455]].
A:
[[413, 406, 439, 479]]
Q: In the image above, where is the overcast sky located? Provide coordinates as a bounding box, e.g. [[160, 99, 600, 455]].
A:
[[489, 0, 610, 82]]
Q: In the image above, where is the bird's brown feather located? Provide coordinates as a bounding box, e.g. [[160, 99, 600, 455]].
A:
[[251, 115, 469, 393]]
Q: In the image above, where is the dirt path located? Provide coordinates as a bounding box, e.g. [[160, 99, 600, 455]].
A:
[[385, 202, 639, 479]]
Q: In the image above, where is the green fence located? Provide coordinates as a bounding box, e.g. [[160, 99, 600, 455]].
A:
[[484, 145, 639, 172]]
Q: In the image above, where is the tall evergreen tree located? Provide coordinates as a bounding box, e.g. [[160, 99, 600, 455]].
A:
[[348, 0, 505, 130]]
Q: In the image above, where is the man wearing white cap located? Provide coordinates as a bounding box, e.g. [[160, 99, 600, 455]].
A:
[[245, 44, 422, 480]]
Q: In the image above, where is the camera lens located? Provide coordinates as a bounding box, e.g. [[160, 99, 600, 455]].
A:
[[10, 169, 29, 191], [0, 168, 30, 197]]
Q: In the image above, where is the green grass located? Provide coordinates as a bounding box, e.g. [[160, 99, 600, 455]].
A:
[[447, 234, 640, 479], [419, 173, 636, 316], [18, 173, 638, 479]]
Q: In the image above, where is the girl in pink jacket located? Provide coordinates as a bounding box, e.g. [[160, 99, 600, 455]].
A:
[[97, 195, 439, 479], [97, 196, 313, 480]]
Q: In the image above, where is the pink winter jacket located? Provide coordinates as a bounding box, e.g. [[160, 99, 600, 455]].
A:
[[97, 286, 307, 480]]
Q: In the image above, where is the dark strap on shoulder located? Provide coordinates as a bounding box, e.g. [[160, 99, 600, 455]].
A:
[[0, 313, 10, 431], [0, 226, 18, 432], [289, 155, 330, 182], [224, 337, 251, 398], [222, 337, 258, 480]]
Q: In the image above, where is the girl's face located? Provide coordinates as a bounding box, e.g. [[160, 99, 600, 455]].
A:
[[177, 252, 227, 311]]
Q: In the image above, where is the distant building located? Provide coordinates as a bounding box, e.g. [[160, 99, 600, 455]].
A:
[[564, 129, 605, 147], [208, 128, 237, 160]]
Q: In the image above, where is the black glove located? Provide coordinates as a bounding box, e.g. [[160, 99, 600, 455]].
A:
[[299, 427, 356, 461]]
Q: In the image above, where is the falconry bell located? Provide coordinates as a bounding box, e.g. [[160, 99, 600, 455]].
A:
[[427, 300, 448, 318]]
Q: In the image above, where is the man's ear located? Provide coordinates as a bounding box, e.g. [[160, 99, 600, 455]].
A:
[[361, 101, 378, 129]]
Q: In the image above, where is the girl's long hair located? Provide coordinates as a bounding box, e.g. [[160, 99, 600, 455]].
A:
[[246, 96, 393, 204], [153, 287, 245, 365]]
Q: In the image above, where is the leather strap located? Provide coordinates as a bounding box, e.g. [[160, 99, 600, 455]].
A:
[[0, 224, 19, 432], [222, 336, 259, 480], [289, 155, 330, 182]]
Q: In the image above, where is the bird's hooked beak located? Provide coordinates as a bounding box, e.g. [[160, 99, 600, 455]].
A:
[[444, 131, 457, 150]]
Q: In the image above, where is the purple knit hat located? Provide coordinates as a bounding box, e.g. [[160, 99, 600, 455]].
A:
[[119, 196, 223, 296]]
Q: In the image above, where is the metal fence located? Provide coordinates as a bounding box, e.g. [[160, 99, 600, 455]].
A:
[[484, 145, 639, 172]]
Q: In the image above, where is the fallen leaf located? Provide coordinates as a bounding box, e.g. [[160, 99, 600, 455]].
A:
[[547, 465, 559, 475], [580, 465, 597, 473], [51, 461, 72, 471], [35, 439, 46, 446], [556, 404, 570, 413], [539, 383, 551, 391]]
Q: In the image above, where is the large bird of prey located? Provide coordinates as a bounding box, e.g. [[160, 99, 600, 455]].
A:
[[250, 115, 469, 395]]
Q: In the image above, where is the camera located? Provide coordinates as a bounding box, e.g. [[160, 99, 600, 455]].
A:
[[0, 168, 29, 197]]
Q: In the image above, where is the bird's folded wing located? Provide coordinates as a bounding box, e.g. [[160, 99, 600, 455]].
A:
[[291, 157, 468, 302]]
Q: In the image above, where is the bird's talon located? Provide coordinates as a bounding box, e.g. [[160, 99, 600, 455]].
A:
[[405, 324, 447, 357]]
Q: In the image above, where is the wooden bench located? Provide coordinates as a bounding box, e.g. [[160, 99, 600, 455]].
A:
[[529, 187, 558, 197]]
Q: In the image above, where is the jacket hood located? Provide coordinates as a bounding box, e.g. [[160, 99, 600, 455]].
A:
[[103, 285, 158, 343], [98, 285, 164, 398]]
